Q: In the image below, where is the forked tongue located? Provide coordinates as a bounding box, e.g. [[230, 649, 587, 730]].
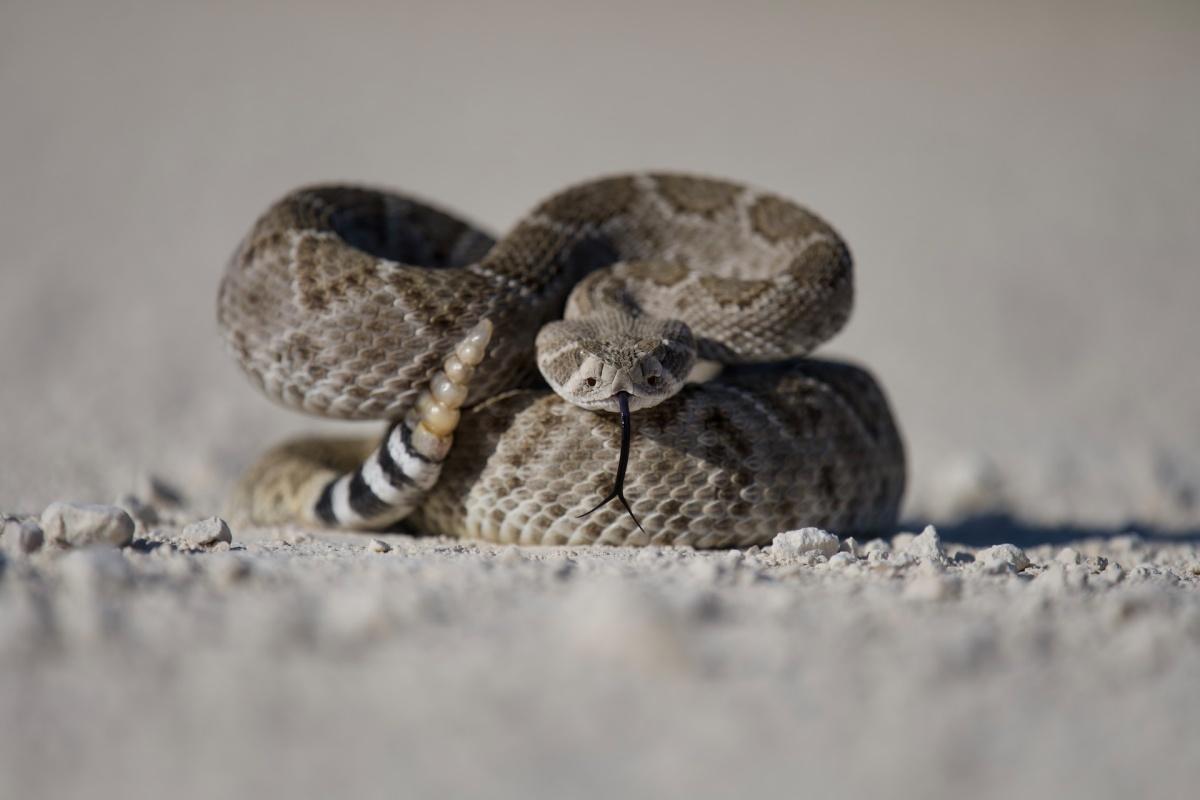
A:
[[577, 391, 644, 532]]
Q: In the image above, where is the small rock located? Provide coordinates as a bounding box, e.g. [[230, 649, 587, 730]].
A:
[[1055, 547, 1082, 566], [862, 539, 892, 556], [828, 552, 856, 568], [840, 537, 861, 558], [772, 527, 840, 558], [903, 525, 947, 566], [183, 516, 233, 547], [904, 573, 962, 601], [977, 543, 1030, 572], [41, 502, 134, 548], [368, 538, 392, 554]]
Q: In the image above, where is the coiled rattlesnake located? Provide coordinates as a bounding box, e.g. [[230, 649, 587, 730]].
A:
[[218, 173, 905, 547]]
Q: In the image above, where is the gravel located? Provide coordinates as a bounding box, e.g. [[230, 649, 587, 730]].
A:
[[0, 524, 1197, 800], [182, 516, 233, 547], [772, 527, 841, 558], [39, 502, 134, 548], [976, 543, 1031, 573]]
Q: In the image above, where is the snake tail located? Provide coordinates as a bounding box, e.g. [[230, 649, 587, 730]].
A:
[[306, 319, 493, 529]]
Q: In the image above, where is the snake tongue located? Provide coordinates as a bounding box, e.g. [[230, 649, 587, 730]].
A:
[[577, 391, 644, 533]]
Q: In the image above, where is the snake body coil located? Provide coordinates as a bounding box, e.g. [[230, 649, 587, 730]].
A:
[[219, 173, 905, 547]]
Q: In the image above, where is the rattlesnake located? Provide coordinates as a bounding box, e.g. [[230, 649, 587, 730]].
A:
[[218, 173, 905, 548]]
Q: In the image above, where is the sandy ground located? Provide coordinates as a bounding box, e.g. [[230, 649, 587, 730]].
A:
[[3, 517, 1200, 799], [2, 0, 1199, 797]]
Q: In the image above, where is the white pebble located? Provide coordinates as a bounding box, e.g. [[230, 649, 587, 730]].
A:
[[827, 552, 855, 568], [862, 539, 891, 556], [903, 525, 947, 566], [183, 516, 233, 547], [977, 543, 1030, 572], [369, 538, 392, 554], [840, 537, 860, 558], [41, 502, 134, 548], [772, 527, 840, 559]]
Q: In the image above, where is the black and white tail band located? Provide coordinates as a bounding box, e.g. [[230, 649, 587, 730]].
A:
[[309, 319, 493, 529]]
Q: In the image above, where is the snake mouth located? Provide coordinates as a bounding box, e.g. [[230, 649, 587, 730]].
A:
[[577, 391, 644, 532], [574, 391, 660, 414]]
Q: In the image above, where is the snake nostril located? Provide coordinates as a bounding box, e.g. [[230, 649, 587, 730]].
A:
[[647, 375, 660, 386], [585, 377, 597, 388]]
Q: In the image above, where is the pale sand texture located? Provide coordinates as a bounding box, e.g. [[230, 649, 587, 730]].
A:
[[2, 0, 1200, 797], [3, 523, 1199, 799]]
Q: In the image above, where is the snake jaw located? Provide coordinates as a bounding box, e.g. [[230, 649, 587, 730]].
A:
[[577, 391, 645, 533]]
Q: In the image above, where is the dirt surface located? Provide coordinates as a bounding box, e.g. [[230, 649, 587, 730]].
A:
[[3, 520, 1200, 799]]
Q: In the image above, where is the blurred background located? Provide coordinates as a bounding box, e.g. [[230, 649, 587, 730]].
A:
[[2, 0, 1198, 531]]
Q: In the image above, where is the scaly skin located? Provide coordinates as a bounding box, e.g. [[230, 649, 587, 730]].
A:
[[219, 173, 904, 545]]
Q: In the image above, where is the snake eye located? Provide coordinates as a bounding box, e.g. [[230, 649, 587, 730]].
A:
[[585, 377, 597, 388]]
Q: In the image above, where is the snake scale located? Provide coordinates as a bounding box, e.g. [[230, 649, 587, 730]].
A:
[[218, 173, 905, 548]]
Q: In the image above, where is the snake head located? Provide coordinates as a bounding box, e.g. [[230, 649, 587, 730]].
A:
[[535, 311, 695, 412]]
